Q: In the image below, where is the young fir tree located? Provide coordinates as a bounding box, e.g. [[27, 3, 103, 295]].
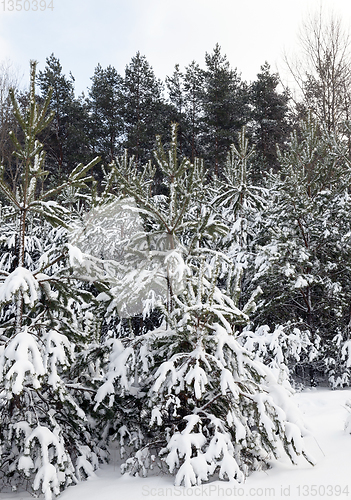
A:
[[213, 127, 267, 261], [0, 61, 101, 499], [209, 128, 316, 385], [250, 113, 351, 386], [89, 123, 224, 324], [93, 125, 314, 486]]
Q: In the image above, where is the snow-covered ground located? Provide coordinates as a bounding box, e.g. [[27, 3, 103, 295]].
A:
[[3, 388, 351, 500]]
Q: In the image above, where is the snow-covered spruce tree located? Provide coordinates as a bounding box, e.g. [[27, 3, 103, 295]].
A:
[[238, 324, 317, 388], [95, 123, 227, 319], [210, 129, 317, 387], [250, 113, 351, 386], [89, 124, 227, 447], [212, 127, 267, 266], [0, 61, 101, 498], [93, 126, 314, 486]]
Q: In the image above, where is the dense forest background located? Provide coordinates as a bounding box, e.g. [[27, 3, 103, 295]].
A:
[[1, 46, 292, 186], [1, 9, 351, 187]]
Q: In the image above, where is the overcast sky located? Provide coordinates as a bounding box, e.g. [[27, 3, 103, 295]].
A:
[[1, 0, 351, 95]]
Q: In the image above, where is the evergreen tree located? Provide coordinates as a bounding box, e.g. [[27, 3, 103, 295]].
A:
[[37, 54, 91, 183], [0, 61, 101, 499], [248, 62, 291, 177], [97, 123, 224, 316], [121, 52, 169, 164], [87, 64, 124, 167], [166, 64, 188, 156], [183, 61, 205, 162], [93, 126, 314, 486], [202, 44, 249, 175], [212, 127, 267, 282], [250, 114, 351, 386]]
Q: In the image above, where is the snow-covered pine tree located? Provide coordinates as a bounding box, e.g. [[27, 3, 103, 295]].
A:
[[90, 123, 227, 444], [122, 256, 315, 485], [238, 323, 317, 388], [209, 128, 317, 387], [93, 126, 314, 486], [213, 127, 267, 262], [250, 113, 351, 386], [97, 123, 227, 318], [0, 61, 101, 499]]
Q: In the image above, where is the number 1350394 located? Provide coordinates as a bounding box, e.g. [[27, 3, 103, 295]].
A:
[[2, 0, 53, 11]]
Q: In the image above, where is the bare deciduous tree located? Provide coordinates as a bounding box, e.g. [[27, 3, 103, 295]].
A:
[[0, 60, 21, 191], [285, 9, 351, 134]]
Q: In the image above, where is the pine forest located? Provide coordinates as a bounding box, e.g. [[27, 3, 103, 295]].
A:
[[1, 14, 351, 498]]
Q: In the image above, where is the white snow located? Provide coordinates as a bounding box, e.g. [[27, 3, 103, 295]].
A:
[[294, 276, 309, 289], [0, 267, 39, 307], [1, 328, 45, 394], [3, 388, 351, 500]]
